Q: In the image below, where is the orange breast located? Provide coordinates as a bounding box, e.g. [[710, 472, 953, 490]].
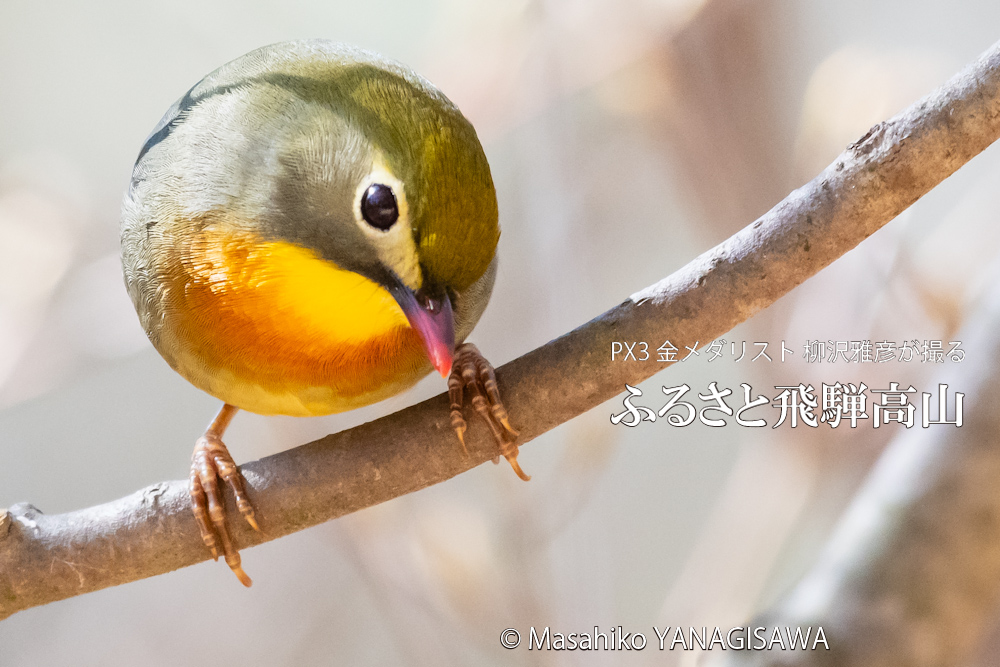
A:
[[160, 224, 430, 415]]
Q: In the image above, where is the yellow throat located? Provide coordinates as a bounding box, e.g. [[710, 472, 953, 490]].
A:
[[159, 222, 430, 416]]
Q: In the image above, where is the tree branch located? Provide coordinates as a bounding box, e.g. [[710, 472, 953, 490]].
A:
[[3, 38, 1000, 622]]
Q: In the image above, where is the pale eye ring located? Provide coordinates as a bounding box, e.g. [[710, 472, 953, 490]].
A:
[[360, 183, 399, 230]]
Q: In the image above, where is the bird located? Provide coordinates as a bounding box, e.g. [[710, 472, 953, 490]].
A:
[[120, 40, 528, 587]]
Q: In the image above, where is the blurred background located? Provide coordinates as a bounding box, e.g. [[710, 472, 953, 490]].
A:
[[3, 0, 1000, 664]]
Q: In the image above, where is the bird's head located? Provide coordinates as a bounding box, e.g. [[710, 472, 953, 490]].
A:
[[253, 48, 499, 377]]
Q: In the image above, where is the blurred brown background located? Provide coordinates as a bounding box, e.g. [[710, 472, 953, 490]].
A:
[[3, 0, 1000, 664]]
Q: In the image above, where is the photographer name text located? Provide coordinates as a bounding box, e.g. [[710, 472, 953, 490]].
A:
[[499, 625, 829, 651], [611, 339, 965, 364]]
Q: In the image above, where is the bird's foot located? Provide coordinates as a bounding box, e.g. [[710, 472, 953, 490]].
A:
[[189, 433, 260, 586], [447, 343, 530, 481]]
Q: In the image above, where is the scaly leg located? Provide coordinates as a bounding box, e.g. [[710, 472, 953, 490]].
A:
[[189, 403, 260, 586], [448, 343, 530, 481]]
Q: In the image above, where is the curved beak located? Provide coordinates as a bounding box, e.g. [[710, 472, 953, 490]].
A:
[[391, 285, 455, 377]]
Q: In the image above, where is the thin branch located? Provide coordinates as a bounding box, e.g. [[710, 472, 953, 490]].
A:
[[3, 38, 1000, 622]]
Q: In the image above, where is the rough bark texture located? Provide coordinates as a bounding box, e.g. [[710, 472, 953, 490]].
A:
[[3, 38, 1000, 622]]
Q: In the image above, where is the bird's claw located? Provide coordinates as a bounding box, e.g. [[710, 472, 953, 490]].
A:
[[447, 343, 529, 481], [189, 433, 260, 587]]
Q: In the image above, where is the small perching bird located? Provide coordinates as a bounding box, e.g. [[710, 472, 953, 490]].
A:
[[121, 40, 526, 586]]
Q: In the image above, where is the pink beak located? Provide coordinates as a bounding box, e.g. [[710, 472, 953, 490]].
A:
[[393, 287, 455, 377]]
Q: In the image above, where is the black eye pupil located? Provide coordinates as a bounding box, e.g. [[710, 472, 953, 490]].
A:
[[361, 184, 399, 230]]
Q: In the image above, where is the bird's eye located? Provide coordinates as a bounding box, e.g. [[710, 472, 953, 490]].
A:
[[360, 183, 399, 230]]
